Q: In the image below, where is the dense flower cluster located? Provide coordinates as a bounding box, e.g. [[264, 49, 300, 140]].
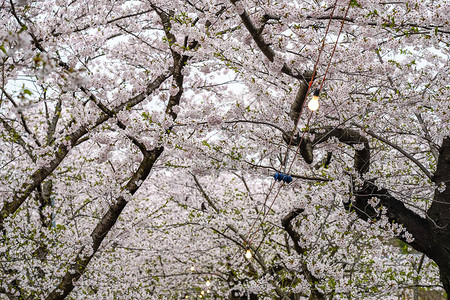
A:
[[0, 0, 448, 299]]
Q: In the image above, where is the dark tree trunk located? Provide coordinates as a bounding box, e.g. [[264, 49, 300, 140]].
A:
[[428, 138, 450, 296], [350, 137, 450, 297], [286, 130, 450, 297], [351, 137, 450, 297]]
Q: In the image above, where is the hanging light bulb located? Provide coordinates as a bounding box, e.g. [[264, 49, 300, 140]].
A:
[[245, 249, 252, 259], [184, 295, 189, 299], [308, 89, 320, 111], [190, 266, 195, 272], [206, 280, 211, 287]]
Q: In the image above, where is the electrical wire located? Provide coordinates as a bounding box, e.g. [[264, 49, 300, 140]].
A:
[[246, 0, 340, 247], [192, 1, 353, 297]]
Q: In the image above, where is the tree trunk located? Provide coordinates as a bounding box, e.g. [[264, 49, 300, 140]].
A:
[[287, 130, 450, 296], [428, 138, 450, 298]]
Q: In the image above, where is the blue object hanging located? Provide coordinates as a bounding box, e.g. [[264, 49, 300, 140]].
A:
[[273, 172, 293, 184], [274, 172, 283, 182], [283, 174, 293, 184]]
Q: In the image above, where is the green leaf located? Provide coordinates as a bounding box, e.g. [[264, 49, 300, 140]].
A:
[[0, 44, 6, 55], [350, 0, 362, 8]]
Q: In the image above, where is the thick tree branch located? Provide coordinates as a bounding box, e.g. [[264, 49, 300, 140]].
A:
[[289, 79, 311, 126], [282, 133, 314, 164], [229, 0, 274, 62], [427, 137, 450, 300], [352, 180, 436, 254], [0, 71, 169, 232], [229, 0, 304, 80], [151, 3, 197, 121], [427, 139, 450, 290], [285, 126, 448, 289], [428, 138, 450, 230], [362, 127, 433, 180], [312, 127, 371, 174], [0, 5, 172, 230], [281, 208, 306, 255], [44, 9, 191, 298], [281, 208, 326, 300], [45, 145, 164, 300], [288, 126, 370, 173], [46, 98, 62, 145]]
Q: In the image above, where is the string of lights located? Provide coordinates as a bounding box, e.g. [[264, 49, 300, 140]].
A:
[[186, 0, 352, 297], [280, 0, 354, 294], [244, 0, 340, 252]]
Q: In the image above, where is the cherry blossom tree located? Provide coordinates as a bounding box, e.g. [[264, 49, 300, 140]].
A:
[[0, 0, 448, 299]]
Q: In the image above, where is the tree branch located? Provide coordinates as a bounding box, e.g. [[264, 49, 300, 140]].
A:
[[0, 117, 35, 161], [415, 113, 440, 161], [361, 127, 433, 180], [287, 126, 370, 174], [1, 87, 41, 147], [427, 137, 450, 240], [281, 208, 326, 299], [0, 71, 169, 232], [0, 5, 172, 230], [351, 180, 436, 255], [229, 0, 304, 80], [285, 125, 443, 278], [44, 9, 192, 298], [45, 145, 164, 300]]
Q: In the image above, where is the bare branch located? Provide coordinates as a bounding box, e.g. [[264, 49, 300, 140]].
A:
[[362, 127, 433, 180], [415, 113, 440, 161], [1, 87, 41, 147], [0, 117, 35, 161]]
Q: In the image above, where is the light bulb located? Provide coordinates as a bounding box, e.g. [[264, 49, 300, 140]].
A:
[[184, 295, 189, 299], [207, 290, 210, 293], [308, 89, 320, 111], [206, 280, 211, 287], [245, 249, 252, 259], [190, 266, 195, 272], [201, 290, 205, 295]]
